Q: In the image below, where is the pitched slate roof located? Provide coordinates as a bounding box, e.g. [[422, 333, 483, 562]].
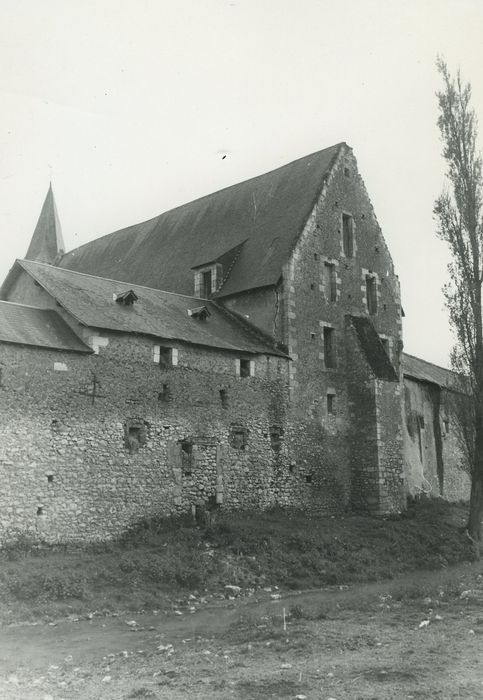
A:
[[348, 315, 398, 381], [58, 144, 345, 297], [25, 184, 65, 264], [10, 260, 285, 356], [0, 301, 91, 353], [402, 353, 462, 390]]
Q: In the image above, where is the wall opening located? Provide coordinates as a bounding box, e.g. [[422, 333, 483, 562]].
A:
[[323, 327, 336, 368], [239, 359, 251, 378], [220, 389, 229, 409], [180, 440, 194, 475], [37, 507, 43, 516], [305, 475, 313, 484], [342, 213, 354, 257], [366, 275, 378, 314], [270, 426, 283, 452], [47, 474, 54, 484], [324, 262, 337, 302], [229, 425, 249, 450], [124, 419, 147, 453], [158, 383, 170, 402], [327, 393, 336, 415]]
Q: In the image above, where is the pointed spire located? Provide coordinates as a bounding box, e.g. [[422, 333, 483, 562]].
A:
[[25, 184, 65, 264]]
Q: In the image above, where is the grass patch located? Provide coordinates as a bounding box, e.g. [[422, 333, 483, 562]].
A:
[[0, 499, 474, 623]]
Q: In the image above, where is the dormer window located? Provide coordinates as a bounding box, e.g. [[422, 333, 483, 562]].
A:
[[188, 306, 211, 321], [114, 289, 138, 306], [202, 270, 212, 298], [193, 263, 222, 298]]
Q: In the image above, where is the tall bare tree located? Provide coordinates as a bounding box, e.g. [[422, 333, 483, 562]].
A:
[[434, 58, 483, 546]]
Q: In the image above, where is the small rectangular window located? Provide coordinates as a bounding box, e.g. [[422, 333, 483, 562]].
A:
[[342, 214, 354, 257], [153, 346, 178, 368], [237, 358, 254, 377], [324, 262, 337, 302], [366, 275, 377, 315], [323, 327, 336, 369], [327, 393, 336, 415]]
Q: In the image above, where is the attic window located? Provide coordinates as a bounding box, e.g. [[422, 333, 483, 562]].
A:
[[153, 345, 178, 368], [115, 289, 138, 305], [188, 306, 211, 321]]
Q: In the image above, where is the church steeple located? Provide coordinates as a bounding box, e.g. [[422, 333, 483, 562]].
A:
[[25, 184, 65, 265]]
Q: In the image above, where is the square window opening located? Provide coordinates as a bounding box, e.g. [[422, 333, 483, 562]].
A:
[[229, 426, 249, 450]]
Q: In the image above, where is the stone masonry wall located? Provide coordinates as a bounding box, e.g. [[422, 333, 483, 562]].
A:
[[0, 334, 300, 544], [403, 378, 470, 501], [281, 144, 404, 514]]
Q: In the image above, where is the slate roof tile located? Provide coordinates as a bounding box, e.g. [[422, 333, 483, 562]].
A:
[[58, 144, 344, 297], [0, 300, 91, 353], [14, 260, 285, 356]]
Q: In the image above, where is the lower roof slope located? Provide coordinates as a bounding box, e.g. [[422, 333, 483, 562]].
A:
[[0, 301, 91, 353], [58, 144, 344, 297], [402, 353, 463, 391], [10, 260, 285, 356]]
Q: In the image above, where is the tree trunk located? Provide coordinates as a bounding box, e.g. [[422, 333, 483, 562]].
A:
[[467, 409, 483, 553]]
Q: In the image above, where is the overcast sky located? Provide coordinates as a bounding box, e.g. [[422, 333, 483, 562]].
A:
[[1, 0, 482, 367]]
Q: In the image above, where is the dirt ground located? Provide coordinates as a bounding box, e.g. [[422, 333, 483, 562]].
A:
[[1, 561, 483, 700]]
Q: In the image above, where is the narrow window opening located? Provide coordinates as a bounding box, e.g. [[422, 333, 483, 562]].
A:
[[366, 275, 378, 315], [327, 393, 336, 415], [180, 441, 194, 475], [220, 389, 229, 409], [37, 507, 43, 516], [443, 418, 450, 434], [47, 474, 54, 484], [270, 426, 283, 452], [323, 327, 336, 369], [342, 214, 354, 257], [324, 262, 337, 302], [158, 383, 170, 402], [202, 269, 212, 298], [305, 475, 313, 484]]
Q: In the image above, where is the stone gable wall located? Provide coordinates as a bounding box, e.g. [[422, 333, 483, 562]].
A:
[[282, 145, 404, 513]]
